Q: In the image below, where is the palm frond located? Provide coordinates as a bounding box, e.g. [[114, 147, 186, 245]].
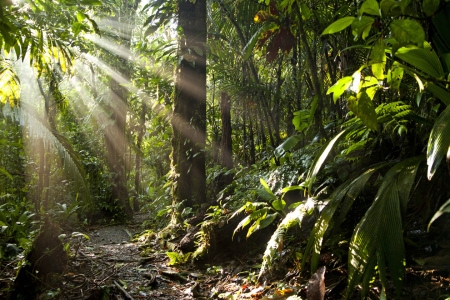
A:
[[2, 104, 87, 192], [302, 162, 389, 273], [305, 124, 360, 195], [346, 156, 423, 299], [0, 59, 20, 107], [427, 104, 450, 179]]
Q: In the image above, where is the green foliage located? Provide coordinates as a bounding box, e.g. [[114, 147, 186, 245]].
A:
[[303, 163, 389, 274], [427, 104, 450, 179], [166, 251, 192, 266], [346, 156, 423, 299], [258, 198, 315, 281], [428, 198, 450, 230]]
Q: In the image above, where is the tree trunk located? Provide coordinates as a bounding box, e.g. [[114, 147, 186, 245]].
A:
[[135, 101, 147, 194], [171, 0, 207, 209], [106, 76, 132, 218], [220, 92, 232, 169]]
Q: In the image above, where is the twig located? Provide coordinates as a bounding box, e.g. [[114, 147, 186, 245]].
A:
[[114, 280, 134, 300]]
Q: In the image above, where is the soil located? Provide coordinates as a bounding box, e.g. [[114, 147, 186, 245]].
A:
[[1, 213, 449, 299]]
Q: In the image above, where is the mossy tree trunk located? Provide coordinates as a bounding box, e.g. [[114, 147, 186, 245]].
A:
[[171, 0, 207, 209]]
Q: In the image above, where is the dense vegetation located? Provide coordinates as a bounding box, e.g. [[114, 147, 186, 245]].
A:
[[1, 0, 450, 298]]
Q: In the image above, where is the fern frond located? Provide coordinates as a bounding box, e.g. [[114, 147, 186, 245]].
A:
[[346, 156, 423, 299], [258, 198, 315, 281]]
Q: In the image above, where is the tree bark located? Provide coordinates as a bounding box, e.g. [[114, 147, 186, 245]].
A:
[[135, 101, 147, 195], [106, 76, 132, 218], [220, 92, 232, 169], [171, 0, 207, 209]]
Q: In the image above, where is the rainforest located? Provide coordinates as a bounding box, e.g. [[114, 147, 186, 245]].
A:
[[0, 0, 449, 299]]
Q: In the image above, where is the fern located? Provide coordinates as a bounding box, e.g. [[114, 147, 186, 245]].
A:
[[346, 156, 423, 299], [258, 198, 315, 281]]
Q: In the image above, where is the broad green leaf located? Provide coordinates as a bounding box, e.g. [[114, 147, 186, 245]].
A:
[[322, 17, 355, 35], [72, 22, 83, 37], [395, 42, 444, 79], [423, 0, 440, 17], [380, 0, 400, 16], [260, 178, 276, 199], [390, 20, 425, 47], [360, 0, 381, 16], [256, 189, 277, 201], [348, 92, 378, 131], [399, 0, 412, 13], [281, 185, 304, 193], [369, 38, 386, 79], [76, 12, 86, 22], [327, 76, 352, 103], [427, 105, 450, 179], [233, 215, 251, 239], [275, 135, 302, 158], [293, 110, 310, 132], [259, 213, 278, 230], [351, 16, 374, 40], [300, 3, 312, 19], [272, 199, 286, 211], [387, 62, 404, 90]]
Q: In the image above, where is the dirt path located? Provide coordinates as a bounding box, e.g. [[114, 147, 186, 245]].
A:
[[62, 213, 281, 299]]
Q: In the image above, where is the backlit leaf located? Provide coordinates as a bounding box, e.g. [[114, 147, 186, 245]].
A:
[[348, 92, 378, 131], [322, 17, 355, 35], [390, 19, 425, 46], [360, 0, 381, 16]]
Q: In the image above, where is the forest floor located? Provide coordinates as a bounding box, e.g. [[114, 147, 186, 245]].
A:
[[1, 212, 450, 299]]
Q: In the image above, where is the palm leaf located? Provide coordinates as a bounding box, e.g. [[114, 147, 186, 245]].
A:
[[302, 162, 389, 273], [4, 104, 87, 191], [427, 104, 450, 179], [305, 124, 360, 194], [346, 156, 423, 299], [0, 59, 21, 107], [428, 198, 450, 231]]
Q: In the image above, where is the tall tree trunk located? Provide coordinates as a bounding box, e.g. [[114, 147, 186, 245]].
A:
[[134, 100, 147, 211], [171, 0, 207, 210], [220, 92, 232, 169], [103, 0, 141, 219], [106, 76, 132, 217], [249, 109, 256, 165]]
